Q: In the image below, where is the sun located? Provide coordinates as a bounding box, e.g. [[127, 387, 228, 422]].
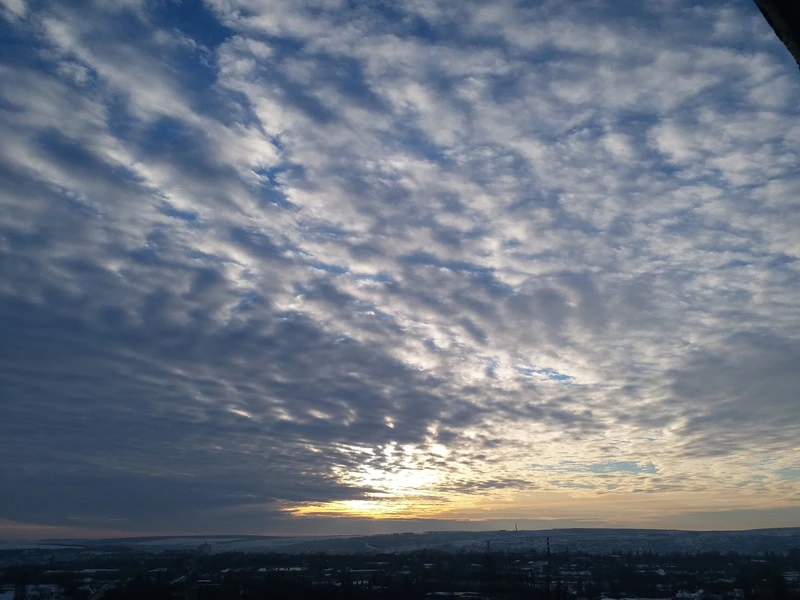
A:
[[290, 443, 451, 518]]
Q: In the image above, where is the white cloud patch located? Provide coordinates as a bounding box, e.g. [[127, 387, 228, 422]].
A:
[[0, 0, 26, 20]]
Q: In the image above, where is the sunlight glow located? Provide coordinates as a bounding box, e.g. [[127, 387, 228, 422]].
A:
[[290, 442, 453, 518]]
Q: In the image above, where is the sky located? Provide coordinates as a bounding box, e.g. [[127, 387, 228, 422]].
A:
[[1, 0, 799, 540]]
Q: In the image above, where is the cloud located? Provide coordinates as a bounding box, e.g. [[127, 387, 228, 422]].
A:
[[532, 462, 658, 475], [0, 0, 799, 534]]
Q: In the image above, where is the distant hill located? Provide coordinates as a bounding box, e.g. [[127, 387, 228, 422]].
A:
[[27, 527, 800, 556]]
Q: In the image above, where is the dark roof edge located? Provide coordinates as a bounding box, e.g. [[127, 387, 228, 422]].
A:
[[754, 0, 800, 68]]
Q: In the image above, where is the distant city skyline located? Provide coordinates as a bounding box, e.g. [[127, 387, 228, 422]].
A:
[[4, 517, 800, 543], [1, 0, 799, 539]]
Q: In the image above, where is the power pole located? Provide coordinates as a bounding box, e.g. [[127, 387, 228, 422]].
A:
[[486, 540, 496, 582], [545, 537, 551, 600]]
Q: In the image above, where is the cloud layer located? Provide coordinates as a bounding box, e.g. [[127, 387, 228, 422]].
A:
[[1, 0, 799, 536]]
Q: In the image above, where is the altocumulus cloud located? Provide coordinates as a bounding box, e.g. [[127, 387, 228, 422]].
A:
[[1, 0, 800, 536]]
